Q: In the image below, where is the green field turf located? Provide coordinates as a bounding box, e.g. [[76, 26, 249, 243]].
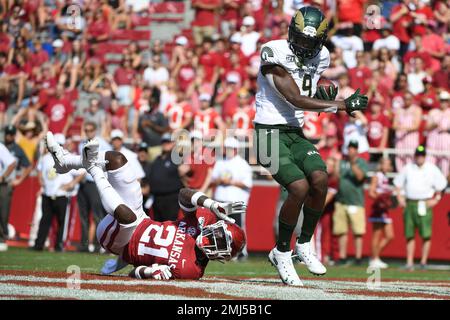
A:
[[1, 247, 449, 282]]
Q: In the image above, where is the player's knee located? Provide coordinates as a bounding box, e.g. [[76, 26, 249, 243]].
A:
[[308, 171, 328, 197], [287, 179, 310, 203], [105, 151, 128, 171], [114, 204, 136, 225]]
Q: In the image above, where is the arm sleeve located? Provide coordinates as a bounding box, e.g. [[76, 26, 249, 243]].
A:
[[0, 144, 16, 168], [317, 48, 331, 75], [432, 165, 448, 192]]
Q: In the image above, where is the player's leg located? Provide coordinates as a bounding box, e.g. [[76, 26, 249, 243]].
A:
[[290, 137, 328, 275], [256, 127, 306, 286]]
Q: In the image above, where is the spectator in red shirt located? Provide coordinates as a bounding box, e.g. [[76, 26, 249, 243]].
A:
[[216, 73, 241, 120], [432, 55, 449, 91], [221, 0, 243, 38], [186, 132, 215, 193], [30, 39, 49, 70], [420, 22, 447, 73], [348, 51, 372, 94], [418, 76, 439, 112], [366, 99, 390, 163], [43, 84, 74, 135], [191, 0, 221, 45], [390, 0, 414, 56], [337, 0, 365, 36], [114, 57, 136, 106], [410, 0, 433, 36], [198, 38, 222, 84], [86, 9, 109, 44]]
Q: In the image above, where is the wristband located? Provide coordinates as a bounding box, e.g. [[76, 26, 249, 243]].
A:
[[179, 201, 197, 212], [191, 191, 205, 207], [203, 198, 215, 210], [134, 266, 145, 279]]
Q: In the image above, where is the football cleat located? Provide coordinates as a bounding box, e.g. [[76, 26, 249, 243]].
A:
[[45, 131, 70, 174], [82, 138, 100, 172], [294, 242, 327, 275], [268, 247, 303, 286]]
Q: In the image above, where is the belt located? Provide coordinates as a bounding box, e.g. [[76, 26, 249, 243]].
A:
[[43, 195, 68, 200]]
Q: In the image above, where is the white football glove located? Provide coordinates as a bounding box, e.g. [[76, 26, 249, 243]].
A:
[[149, 264, 172, 280], [209, 201, 247, 224]]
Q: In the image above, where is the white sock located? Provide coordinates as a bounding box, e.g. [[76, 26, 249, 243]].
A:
[[89, 165, 125, 216]]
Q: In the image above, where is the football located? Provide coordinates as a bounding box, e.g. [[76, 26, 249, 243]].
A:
[[317, 78, 338, 97]]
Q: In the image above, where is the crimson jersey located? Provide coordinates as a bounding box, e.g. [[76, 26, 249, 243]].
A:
[[194, 108, 221, 137], [229, 106, 256, 133], [122, 208, 217, 280], [163, 102, 193, 130]]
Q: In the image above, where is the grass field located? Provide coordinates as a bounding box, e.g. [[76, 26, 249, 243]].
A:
[[1, 247, 449, 300]]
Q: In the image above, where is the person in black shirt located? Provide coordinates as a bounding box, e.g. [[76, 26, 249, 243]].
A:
[[137, 141, 152, 183], [148, 133, 189, 221]]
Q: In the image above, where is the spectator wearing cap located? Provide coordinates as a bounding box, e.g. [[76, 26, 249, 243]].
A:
[[394, 145, 447, 270], [392, 91, 422, 171], [193, 93, 226, 139], [170, 36, 189, 71], [110, 129, 146, 181], [33, 134, 84, 252], [425, 91, 450, 177], [50, 39, 68, 73], [216, 72, 242, 120], [137, 142, 152, 184], [148, 133, 190, 221], [334, 140, 369, 266], [0, 140, 17, 251], [233, 16, 261, 57], [210, 136, 252, 258], [191, 0, 221, 45], [418, 76, 439, 112], [138, 87, 169, 161]]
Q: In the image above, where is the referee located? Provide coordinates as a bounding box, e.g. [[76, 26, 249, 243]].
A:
[[394, 145, 447, 270]]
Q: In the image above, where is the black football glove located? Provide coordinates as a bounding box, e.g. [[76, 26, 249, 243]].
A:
[[314, 85, 338, 101], [343, 89, 368, 117]]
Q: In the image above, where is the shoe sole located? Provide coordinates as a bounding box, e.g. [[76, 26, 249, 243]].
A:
[[294, 256, 327, 276], [268, 253, 303, 286]]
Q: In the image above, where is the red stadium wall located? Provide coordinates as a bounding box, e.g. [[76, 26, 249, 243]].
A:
[[9, 178, 450, 261]]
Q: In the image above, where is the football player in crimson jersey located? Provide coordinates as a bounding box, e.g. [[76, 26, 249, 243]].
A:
[[44, 132, 246, 280], [193, 93, 226, 139], [163, 91, 194, 131]]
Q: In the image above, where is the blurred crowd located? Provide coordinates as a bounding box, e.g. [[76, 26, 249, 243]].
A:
[[0, 0, 448, 264]]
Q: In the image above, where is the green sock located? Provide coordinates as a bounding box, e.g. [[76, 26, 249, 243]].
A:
[[297, 206, 323, 244], [277, 219, 296, 252]]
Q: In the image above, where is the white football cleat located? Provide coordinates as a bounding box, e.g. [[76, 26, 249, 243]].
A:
[[294, 242, 327, 275], [82, 139, 100, 172], [45, 132, 70, 173], [268, 247, 303, 286], [369, 258, 388, 269], [101, 258, 129, 275]]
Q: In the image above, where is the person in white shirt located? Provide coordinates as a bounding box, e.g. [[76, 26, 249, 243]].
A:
[[394, 145, 447, 270], [211, 137, 252, 258], [110, 129, 146, 181], [233, 16, 261, 57], [33, 134, 84, 252], [143, 55, 170, 88], [372, 24, 400, 52], [342, 111, 370, 158], [330, 24, 364, 69], [0, 142, 17, 251]]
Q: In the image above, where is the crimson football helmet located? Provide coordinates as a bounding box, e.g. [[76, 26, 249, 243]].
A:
[[196, 220, 246, 261]]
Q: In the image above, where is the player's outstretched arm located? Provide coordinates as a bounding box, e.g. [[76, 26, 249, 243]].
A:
[[261, 65, 368, 116], [179, 188, 246, 224], [129, 264, 172, 280]]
